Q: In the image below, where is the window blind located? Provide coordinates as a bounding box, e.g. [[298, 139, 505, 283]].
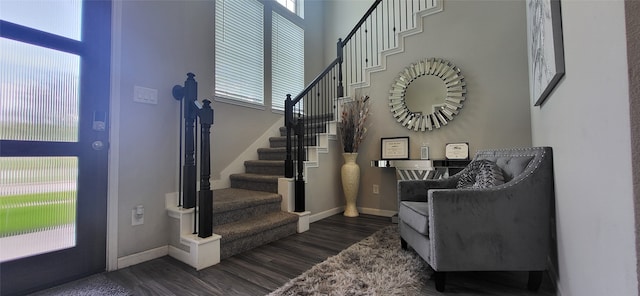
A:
[[271, 11, 304, 110], [215, 0, 264, 105]]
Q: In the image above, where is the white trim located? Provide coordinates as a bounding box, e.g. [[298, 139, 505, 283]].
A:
[[309, 206, 395, 223], [117, 246, 168, 269], [213, 95, 266, 111], [168, 245, 191, 267], [294, 211, 311, 233], [349, 1, 444, 92], [106, 0, 123, 272], [358, 207, 397, 218], [310, 207, 344, 223]]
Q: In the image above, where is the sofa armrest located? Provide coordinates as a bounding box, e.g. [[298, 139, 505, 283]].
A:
[[427, 185, 550, 271], [397, 178, 457, 203]]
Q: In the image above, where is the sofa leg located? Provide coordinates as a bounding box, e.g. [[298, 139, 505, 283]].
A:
[[400, 238, 407, 250], [434, 272, 446, 292], [527, 271, 543, 291]]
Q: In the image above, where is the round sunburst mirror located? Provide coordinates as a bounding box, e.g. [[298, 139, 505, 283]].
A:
[[389, 58, 466, 131]]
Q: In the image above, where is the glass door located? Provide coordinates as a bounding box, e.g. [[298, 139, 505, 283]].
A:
[[0, 1, 111, 294]]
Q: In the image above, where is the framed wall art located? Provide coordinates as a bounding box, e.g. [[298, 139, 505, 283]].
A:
[[381, 137, 410, 160], [526, 0, 565, 106]]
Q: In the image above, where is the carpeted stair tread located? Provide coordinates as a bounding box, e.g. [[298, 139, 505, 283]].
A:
[[257, 147, 306, 161], [257, 147, 288, 161], [244, 160, 284, 166], [230, 173, 281, 193], [279, 124, 328, 137], [245, 160, 285, 175], [213, 188, 281, 213], [230, 173, 282, 182], [269, 136, 317, 148], [216, 211, 298, 243]]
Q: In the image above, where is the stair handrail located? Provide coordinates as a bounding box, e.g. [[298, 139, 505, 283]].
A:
[[285, 0, 436, 212]]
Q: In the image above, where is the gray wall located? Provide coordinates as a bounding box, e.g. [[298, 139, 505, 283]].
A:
[[309, 0, 532, 214], [627, 1, 640, 294], [111, 0, 325, 259], [530, 1, 637, 295]]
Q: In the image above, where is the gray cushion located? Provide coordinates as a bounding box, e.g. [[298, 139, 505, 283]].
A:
[[456, 160, 505, 189], [399, 201, 429, 235]]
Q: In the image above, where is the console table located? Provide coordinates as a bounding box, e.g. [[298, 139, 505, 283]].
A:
[[371, 159, 470, 180]]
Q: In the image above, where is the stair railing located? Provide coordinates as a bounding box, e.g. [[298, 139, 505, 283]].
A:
[[173, 73, 214, 238], [285, 0, 437, 212]]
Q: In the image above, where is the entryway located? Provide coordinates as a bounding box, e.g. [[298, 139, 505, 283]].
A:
[[0, 1, 111, 294]]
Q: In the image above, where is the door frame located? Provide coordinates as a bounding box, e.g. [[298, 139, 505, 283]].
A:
[[106, 0, 122, 272]]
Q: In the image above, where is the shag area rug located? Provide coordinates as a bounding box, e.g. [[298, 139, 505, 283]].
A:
[[268, 225, 432, 296], [28, 273, 131, 296]]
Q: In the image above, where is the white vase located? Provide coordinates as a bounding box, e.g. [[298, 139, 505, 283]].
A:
[[341, 153, 360, 217]]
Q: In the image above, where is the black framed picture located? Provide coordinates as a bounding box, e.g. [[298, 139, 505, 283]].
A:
[[381, 137, 410, 160]]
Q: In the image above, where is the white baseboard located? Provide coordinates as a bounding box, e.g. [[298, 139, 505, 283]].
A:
[[117, 245, 168, 269], [310, 206, 395, 223], [358, 207, 397, 218], [168, 245, 191, 266], [310, 207, 344, 223]]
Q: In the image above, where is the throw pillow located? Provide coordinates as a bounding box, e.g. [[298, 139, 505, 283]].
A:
[[456, 159, 505, 189], [456, 160, 483, 188], [471, 160, 505, 189]]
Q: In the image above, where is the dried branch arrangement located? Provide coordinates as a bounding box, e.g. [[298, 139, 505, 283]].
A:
[[339, 95, 371, 153]]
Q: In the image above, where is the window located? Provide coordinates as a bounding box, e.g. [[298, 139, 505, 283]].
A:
[[271, 11, 304, 110], [215, 0, 304, 111], [276, 0, 296, 13], [215, 0, 264, 105]]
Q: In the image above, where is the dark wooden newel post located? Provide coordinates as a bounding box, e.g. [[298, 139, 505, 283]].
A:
[[198, 100, 214, 238], [284, 95, 294, 178], [183, 73, 198, 209], [295, 122, 305, 212]]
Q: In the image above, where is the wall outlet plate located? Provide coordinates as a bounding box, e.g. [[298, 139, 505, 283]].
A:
[[132, 208, 144, 226]]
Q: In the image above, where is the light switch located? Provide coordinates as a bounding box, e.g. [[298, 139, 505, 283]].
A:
[[134, 86, 158, 105]]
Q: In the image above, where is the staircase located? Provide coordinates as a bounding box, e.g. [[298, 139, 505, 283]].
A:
[[169, 0, 444, 270]]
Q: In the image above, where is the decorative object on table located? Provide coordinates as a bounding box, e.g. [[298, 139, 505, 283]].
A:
[[420, 145, 429, 160], [526, 0, 565, 106], [445, 142, 469, 160], [381, 137, 410, 160], [388, 58, 466, 131], [338, 95, 370, 217]]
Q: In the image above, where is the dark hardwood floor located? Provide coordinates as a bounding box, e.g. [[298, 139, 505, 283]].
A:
[[31, 214, 557, 295], [105, 214, 392, 295]]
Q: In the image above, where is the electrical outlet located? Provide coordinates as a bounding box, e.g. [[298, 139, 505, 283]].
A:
[[132, 205, 144, 226], [373, 184, 379, 194]]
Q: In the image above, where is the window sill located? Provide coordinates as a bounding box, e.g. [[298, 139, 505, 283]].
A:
[[214, 96, 266, 111]]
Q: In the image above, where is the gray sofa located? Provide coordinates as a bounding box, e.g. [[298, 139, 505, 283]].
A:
[[397, 147, 554, 292]]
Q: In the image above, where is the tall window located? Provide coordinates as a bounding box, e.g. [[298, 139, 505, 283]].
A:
[[215, 0, 264, 105], [215, 0, 304, 110], [271, 11, 304, 110]]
